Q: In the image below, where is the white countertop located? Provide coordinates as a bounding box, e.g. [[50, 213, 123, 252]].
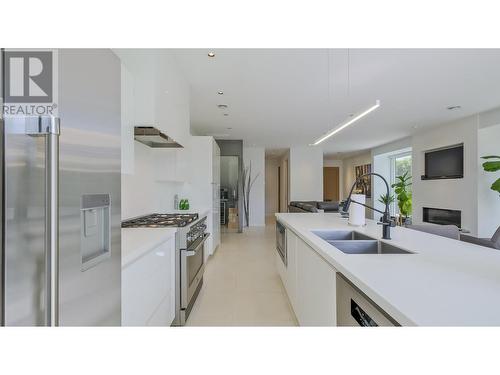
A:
[[121, 228, 177, 267], [275, 213, 500, 326], [121, 207, 211, 267]]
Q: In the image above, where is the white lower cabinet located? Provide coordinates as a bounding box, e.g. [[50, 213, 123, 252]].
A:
[[285, 230, 298, 313], [122, 237, 175, 326], [295, 239, 337, 326], [276, 250, 287, 289], [277, 228, 337, 326]]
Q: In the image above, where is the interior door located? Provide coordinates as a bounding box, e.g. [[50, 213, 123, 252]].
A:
[[323, 167, 340, 201]]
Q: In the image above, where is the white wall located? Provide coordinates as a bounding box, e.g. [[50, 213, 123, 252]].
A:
[[412, 115, 479, 234], [372, 153, 392, 214], [478, 122, 500, 237], [323, 159, 343, 200], [371, 138, 412, 214], [243, 146, 265, 226], [265, 157, 280, 215], [121, 142, 161, 218], [289, 146, 323, 201]]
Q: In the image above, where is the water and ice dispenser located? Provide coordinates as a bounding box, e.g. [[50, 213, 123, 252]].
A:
[[80, 194, 111, 271]]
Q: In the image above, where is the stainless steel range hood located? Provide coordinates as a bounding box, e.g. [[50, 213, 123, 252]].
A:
[[134, 126, 183, 148]]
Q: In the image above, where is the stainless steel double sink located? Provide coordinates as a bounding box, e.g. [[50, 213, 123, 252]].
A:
[[311, 230, 415, 255]]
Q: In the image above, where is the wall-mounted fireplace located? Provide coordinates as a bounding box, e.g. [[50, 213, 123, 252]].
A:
[[423, 207, 461, 228]]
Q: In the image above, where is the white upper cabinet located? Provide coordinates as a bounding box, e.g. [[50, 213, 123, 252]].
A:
[[118, 52, 191, 178], [212, 140, 221, 251], [212, 140, 221, 184]]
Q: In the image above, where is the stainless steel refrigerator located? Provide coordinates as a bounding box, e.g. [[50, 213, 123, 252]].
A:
[[1, 49, 121, 326]]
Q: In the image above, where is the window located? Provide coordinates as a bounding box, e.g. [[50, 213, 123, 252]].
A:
[[389, 152, 412, 216]]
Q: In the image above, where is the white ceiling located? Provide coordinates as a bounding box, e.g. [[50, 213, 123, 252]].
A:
[[172, 49, 500, 157]]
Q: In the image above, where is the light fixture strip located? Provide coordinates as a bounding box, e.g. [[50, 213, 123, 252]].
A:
[[312, 100, 381, 145]]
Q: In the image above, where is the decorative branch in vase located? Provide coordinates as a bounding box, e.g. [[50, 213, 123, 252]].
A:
[[241, 161, 260, 227]]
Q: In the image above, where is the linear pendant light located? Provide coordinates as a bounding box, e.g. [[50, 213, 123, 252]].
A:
[[312, 100, 381, 146]]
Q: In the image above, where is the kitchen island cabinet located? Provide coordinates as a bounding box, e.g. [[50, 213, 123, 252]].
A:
[[276, 212, 500, 326]]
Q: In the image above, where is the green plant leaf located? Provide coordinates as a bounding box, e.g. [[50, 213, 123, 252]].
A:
[[491, 178, 500, 194], [481, 155, 500, 159], [482, 161, 500, 172]]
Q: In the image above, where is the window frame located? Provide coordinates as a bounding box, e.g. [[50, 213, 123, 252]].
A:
[[389, 151, 412, 216]]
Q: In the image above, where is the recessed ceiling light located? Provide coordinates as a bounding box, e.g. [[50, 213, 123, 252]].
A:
[[447, 105, 461, 110], [223, 113, 229, 116], [227, 127, 232, 130], [208, 52, 215, 57], [217, 104, 228, 109], [217, 91, 224, 95]]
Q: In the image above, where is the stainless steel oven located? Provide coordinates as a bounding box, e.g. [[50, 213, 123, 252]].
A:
[[178, 217, 209, 325], [276, 221, 287, 266], [181, 232, 208, 319]]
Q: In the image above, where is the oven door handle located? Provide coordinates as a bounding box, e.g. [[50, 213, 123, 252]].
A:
[[185, 233, 210, 256]]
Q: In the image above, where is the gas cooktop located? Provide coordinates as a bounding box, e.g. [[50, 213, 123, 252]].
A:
[[121, 213, 199, 228]]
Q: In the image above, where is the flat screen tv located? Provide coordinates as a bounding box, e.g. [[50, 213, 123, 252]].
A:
[[423, 144, 463, 180]]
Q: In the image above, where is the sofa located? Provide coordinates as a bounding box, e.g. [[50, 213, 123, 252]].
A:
[[460, 226, 500, 250], [288, 201, 340, 213], [406, 223, 500, 250], [406, 223, 460, 240]]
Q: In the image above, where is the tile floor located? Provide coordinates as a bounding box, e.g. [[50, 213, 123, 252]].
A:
[[186, 216, 298, 326]]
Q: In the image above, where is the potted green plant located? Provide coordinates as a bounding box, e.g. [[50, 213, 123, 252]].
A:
[[481, 155, 500, 195], [391, 171, 412, 225], [378, 193, 395, 206]]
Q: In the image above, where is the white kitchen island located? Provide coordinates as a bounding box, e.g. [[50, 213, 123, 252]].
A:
[[276, 212, 500, 326]]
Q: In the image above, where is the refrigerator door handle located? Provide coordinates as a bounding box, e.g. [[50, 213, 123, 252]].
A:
[[45, 119, 60, 326], [3, 116, 60, 326], [3, 115, 60, 136]]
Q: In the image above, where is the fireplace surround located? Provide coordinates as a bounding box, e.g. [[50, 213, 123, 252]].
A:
[[423, 207, 461, 228]]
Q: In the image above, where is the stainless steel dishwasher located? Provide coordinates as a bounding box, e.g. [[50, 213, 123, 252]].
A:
[[336, 273, 399, 326]]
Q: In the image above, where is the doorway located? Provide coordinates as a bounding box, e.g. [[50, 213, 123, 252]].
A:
[[220, 155, 240, 233], [323, 167, 340, 202], [280, 158, 289, 212]]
